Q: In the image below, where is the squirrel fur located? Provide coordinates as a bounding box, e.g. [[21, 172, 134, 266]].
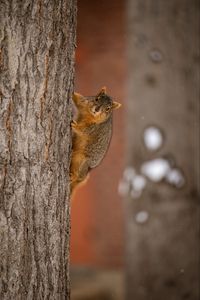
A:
[[70, 87, 121, 195]]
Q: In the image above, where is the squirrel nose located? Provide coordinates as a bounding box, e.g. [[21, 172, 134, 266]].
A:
[[95, 106, 100, 112]]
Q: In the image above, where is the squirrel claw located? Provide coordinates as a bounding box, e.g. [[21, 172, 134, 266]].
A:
[[71, 120, 78, 128]]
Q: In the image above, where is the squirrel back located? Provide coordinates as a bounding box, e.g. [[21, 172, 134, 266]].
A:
[[70, 87, 121, 195], [82, 116, 112, 168]]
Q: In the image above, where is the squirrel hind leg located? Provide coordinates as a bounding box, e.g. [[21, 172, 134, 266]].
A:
[[70, 173, 90, 197], [70, 162, 90, 197]]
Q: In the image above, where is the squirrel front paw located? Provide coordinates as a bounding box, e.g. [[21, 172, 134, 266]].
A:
[[71, 120, 78, 128], [71, 120, 80, 133], [71, 120, 83, 135]]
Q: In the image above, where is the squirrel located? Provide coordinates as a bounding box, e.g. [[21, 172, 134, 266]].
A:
[[70, 87, 121, 195]]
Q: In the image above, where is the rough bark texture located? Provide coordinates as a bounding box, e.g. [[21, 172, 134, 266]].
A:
[[0, 1, 76, 299], [125, 1, 199, 300]]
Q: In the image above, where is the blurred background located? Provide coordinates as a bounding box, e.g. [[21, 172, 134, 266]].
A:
[[70, 1, 199, 299]]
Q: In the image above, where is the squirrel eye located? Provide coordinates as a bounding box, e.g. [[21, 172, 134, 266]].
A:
[[95, 98, 99, 102], [106, 107, 111, 112]]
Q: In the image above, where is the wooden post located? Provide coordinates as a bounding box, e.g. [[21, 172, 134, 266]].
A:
[[125, 1, 199, 299]]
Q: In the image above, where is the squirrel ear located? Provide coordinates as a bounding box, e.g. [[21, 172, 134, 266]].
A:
[[100, 86, 107, 94], [73, 92, 84, 101], [97, 86, 107, 96], [112, 101, 121, 109]]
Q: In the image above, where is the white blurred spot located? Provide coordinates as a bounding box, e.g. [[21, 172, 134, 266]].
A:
[[166, 168, 185, 188], [144, 126, 163, 151], [132, 175, 146, 192], [119, 167, 147, 198], [123, 167, 136, 182], [135, 211, 149, 224], [141, 158, 170, 182], [118, 179, 130, 197]]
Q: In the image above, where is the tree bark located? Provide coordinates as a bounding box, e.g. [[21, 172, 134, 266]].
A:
[[125, 0, 199, 299], [0, 1, 76, 299]]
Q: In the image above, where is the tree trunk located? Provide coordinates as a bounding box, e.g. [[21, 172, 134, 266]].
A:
[[125, 0, 199, 299], [0, 1, 76, 299]]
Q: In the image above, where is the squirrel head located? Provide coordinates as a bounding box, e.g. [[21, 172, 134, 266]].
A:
[[73, 87, 121, 123]]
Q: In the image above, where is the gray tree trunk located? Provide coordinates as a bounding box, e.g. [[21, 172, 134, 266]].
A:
[[125, 1, 199, 300], [0, 1, 76, 299]]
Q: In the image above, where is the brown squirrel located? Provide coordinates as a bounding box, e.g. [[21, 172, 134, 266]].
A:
[[70, 87, 121, 195]]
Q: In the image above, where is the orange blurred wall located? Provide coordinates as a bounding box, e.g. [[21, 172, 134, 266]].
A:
[[70, 0, 126, 268]]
